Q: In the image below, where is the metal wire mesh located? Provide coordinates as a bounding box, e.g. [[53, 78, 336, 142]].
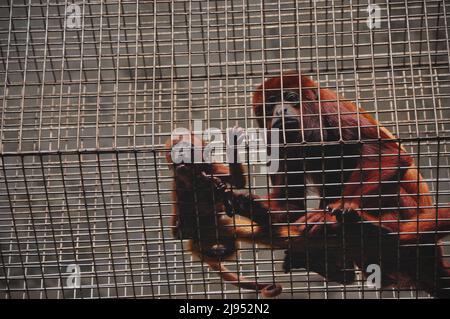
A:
[[0, 0, 449, 299]]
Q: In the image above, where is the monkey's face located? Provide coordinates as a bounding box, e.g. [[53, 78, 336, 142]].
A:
[[166, 135, 214, 189], [254, 89, 302, 143]]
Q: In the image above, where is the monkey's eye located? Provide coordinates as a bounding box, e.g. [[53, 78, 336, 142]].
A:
[[265, 95, 278, 104], [284, 91, 299, 103]]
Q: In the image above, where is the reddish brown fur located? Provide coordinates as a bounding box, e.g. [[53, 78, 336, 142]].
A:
[[166, 73, 450, 298], [165, 134, 282, 297], [248, 73, 450, 297]]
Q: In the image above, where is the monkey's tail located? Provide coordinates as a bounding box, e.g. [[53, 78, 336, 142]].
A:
[[205, 260, 283, 298]]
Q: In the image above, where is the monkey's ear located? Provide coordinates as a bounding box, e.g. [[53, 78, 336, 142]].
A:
[[251, 101, 265, 129]]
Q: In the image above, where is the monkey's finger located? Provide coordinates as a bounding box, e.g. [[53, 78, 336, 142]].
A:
[[233, 126, 246, 144], [297, 222, 322, 238], [307, 224, 326, 237], [227, 125, 246, 145], [327, 205, 344, 223], [328, 206, 361, 225], [223, 199, 235, 217], [223, 193, 235, 217]]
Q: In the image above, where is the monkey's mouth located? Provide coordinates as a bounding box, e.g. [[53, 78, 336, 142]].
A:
[[271, 118, 299, 130]]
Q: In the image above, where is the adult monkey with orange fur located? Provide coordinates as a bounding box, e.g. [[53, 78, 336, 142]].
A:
[[219, 72, 450, 298], [165, 133, 282, 298]]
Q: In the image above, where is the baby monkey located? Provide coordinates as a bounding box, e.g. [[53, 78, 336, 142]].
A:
[[165, 132, 283, 298]]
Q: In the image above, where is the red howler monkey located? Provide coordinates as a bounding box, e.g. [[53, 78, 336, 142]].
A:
[[166, 73, 450, 298], [165, 133, 282, 298], [221, 72, 450, 298]]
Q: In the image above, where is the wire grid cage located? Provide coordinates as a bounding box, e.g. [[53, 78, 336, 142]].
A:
[[0, 0, 449, 299]]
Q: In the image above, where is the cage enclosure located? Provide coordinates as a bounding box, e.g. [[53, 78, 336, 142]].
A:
[[0, 0, 449, 299]]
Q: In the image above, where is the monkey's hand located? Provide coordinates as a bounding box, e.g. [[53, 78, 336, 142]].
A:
[[294, 211, 339, 238], [283, 210, 357, 284], [227, 125, 246, 150], [326, 204, 392, 241], [226, 126, 247, 189], [326, 204, 361, 226], [212, 184, 249, 219], [215, 187, 270, 223], [174, 164, 212, 189], [326, 204, 372, 239], [326, 201, 361, 221]]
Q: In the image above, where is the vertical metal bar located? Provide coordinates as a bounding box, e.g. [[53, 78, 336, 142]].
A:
[[384, 0, 400, 137], [114, 151, 137, 297], [133, 151, 155, 298], [152, 150, 172, 297], [96, 153, 120, 297], [421, 0, 439, 135], [224, 0, 244, 298], [132, 1, 140, 149], [311, 0, 329, 299], [75, 2, 86, 151], [185, 0, 208, 298], [151, 3, 157, 148], [57, 152, 81, 298], [204, 0, 227, 298], [0, 0, 14, 151], [20, 155, 48, 298], [414, 139, 422, 299], [95, 1, 105, 150], [77, 152, 102, 298], [38, 154, 66, 298], [17, 0, 32, 152], [441, 0, 450, 73], [56, 0, 70, 151], [0, 245, 10, 298], [433, 138, 441, 297], [0, 155, 27, 298], [404, 3, 421, 138], [293, 0, 306, 299], [37, 1, 50, 151]]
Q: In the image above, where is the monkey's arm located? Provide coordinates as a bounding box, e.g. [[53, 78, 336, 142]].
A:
[[327, 142, 413, 213], [222, 186, 358, 284], [222, 190, 271, 224]]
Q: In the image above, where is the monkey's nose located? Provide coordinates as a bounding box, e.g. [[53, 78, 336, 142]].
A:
[[274, 106, 288, 116]]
